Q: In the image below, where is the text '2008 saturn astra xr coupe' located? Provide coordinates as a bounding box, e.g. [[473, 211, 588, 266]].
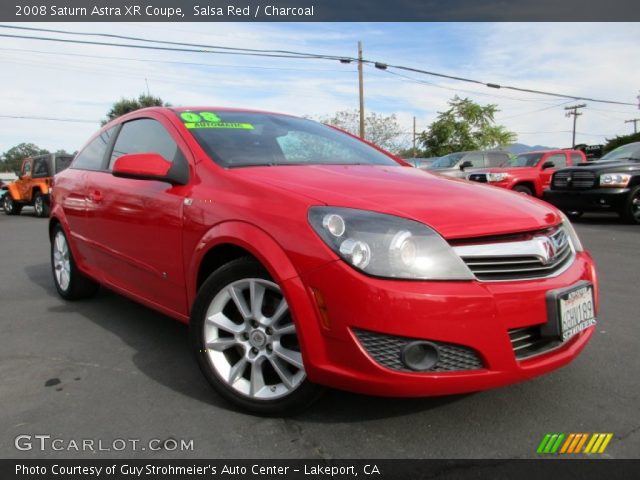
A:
[[49, 107, 598, 414]]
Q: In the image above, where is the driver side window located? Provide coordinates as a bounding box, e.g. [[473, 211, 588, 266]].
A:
[[464, 153, 485, 167], [22, 160, 32, 177], [109, 118, 183, 169]]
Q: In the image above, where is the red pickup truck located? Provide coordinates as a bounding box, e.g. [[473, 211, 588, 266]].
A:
[[467, 150, 586, 196]]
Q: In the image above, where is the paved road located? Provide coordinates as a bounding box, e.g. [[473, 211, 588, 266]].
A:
[[1, 212, 638, 459]]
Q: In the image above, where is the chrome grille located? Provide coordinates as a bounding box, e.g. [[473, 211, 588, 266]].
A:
[[453, 227, 575, 281], [509, 326, 561, 360], [468, 173, 488, 183], [552, 170, 596, 189], [353, 329, 483, 372]]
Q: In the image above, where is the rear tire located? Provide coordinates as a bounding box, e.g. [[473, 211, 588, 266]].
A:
[[190, 257, 324, 415], [513, 185, 533, 195], [33, 192, 50, 218], [621, 186, 640, 225], [3, 194, 22, 215], [51, 224, 99, 300]]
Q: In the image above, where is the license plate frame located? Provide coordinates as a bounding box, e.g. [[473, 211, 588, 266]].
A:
[[543, 281, 596, 341]]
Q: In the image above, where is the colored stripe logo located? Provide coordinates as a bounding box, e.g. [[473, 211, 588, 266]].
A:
[[537, 433, 613, 454]]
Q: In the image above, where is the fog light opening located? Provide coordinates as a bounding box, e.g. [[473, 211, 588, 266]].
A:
[[400, 341, 440, 371]]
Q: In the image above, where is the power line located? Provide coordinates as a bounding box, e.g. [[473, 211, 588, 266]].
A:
[[0, 114, 97, 123], [0, 47, 356, 73], [0, 24, 636, 107]]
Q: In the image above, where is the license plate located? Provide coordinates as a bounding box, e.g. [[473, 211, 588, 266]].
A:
[[558, 284, 596, 341]]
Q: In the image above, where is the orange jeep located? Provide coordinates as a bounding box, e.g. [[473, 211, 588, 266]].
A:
[[3, 154, 73, 217]]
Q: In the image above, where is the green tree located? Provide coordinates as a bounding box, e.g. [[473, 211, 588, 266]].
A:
[[102, 94, 170, 125], [0, 143, 49, 172], [318, 109, 406, 153], [419, 96, 517, 156], [603, 131, 640, 154]]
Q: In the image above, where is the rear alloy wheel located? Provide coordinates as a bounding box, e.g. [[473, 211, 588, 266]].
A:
[[33, 192, 50, 218], [3, 194, 22, 215], [621, 186, 640, 225], [191, 257, 323, 414], [513, 185, 533, 195], [51, 225, 99, 300]]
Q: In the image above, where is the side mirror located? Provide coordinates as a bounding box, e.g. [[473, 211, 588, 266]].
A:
[[112, 153, 179, 184], [459, 160, 473, 170], [541, 161, 555, 169]]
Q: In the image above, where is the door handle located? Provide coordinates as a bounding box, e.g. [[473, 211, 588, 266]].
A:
[[89, 190, 103, 204]]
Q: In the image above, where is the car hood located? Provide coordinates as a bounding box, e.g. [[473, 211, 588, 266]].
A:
[[566, 160, 640, 173], [473, 167, 538, 175], [233, 165, 561, 239]]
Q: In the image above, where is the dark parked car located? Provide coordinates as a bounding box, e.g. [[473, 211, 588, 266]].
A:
[[544, 142, 640, 224], [427, 150, 510, 178]]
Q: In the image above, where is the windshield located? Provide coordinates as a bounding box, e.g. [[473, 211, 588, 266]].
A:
[[600, 143, 640, 161], [430, 152, 465, 169], [177, 111, 398, 168], [505, 153, 544, 167]]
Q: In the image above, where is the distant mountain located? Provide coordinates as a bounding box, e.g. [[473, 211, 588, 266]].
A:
[[506, 143, 557, 154]]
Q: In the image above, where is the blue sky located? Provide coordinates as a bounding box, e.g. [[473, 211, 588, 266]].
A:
[[0, 22, 638, 154]]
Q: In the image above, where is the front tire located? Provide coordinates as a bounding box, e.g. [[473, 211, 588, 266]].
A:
[[3, 194, 22, 215], [621, 186, 640, 225], [33, 192, 50, 218], [51, 225, 99, 300], [190, 257, 323, 415], [513, 185, 533, 195]]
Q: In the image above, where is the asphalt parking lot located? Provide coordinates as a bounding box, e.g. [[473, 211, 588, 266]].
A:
[[0, 211, 638, 459]]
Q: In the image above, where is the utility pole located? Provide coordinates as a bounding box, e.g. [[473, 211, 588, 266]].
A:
[[565, 104, 586, 148], [412, 116, 417, 157], [625, 118, 640, 134], [357, 41, 365, 139]]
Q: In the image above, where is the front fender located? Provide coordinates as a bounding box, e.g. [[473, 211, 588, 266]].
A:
[[187, 221, 300, 309]]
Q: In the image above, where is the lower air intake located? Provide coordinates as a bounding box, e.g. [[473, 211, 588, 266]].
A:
[[353, 328, 484, 372]]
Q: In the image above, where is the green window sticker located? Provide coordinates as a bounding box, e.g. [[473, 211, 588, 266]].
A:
[[179, 111, 253, 130]]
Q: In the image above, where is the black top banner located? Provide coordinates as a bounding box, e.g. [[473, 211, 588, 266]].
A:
[[2, 0, 640, 22]]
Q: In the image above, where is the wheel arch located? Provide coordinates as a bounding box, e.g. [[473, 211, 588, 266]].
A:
[[188, 221, 299, 310], [513, 180, 537, 196]]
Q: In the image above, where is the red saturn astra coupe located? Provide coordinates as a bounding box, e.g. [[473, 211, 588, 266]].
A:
[[49, 107, 598, 414]]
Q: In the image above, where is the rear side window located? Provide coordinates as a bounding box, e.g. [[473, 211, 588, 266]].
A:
[[109, 119, 181, 168], [73, 128, 115, 171], [486, 152, 508, 167], [570, 153, 583, 165], [547, 153, 567, 168], [55, 156, 73, 173]]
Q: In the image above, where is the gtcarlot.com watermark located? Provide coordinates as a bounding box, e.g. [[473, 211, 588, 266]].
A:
[[15, 435, 194, 452]]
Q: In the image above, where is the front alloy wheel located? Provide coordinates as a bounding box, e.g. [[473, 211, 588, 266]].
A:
[[622, 186, 640, 225], [191, 258, 323, 414]]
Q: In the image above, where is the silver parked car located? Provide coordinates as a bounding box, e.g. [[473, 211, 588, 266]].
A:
[[427, 150, 510, 178]]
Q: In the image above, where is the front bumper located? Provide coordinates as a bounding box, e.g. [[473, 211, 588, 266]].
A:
[[282, 252, 597, 397], [544, 188, 629, 213]]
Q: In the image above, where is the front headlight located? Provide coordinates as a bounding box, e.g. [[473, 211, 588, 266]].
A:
[[559, 212, 584, 252], [487, 172, 508, 182], [600, 173, 631, 188], [308, 207, 474, 280]]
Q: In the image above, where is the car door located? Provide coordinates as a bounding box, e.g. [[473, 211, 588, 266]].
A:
[[88, 115, 191, 316], [16, 158, 33, 200], [540, 153, 568, 189]]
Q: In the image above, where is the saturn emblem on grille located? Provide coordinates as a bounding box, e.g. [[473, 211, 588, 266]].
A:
[[535, 237, 557, 265]]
